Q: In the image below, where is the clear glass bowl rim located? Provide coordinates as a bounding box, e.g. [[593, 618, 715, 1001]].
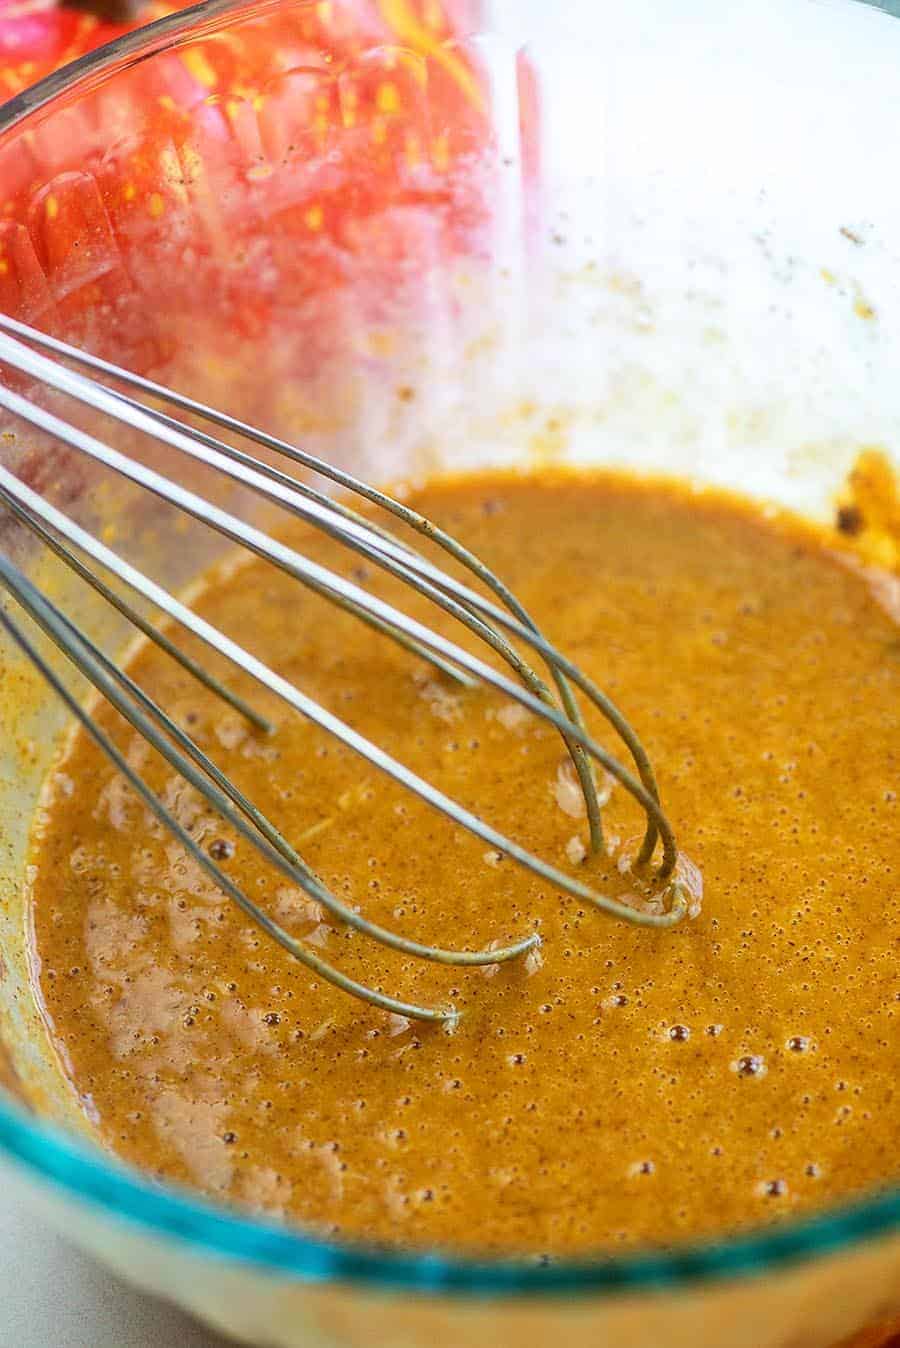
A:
[[0, 0, 897, 1297]]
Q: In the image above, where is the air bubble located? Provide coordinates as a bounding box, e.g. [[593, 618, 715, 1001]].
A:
[[734, 1055, 766, 1078]]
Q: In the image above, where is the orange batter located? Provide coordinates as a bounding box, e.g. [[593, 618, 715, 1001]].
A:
[[27, 472, 899, 1255]]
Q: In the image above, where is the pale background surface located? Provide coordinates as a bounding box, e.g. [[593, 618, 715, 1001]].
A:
[[0, 1189, 229, 1347]]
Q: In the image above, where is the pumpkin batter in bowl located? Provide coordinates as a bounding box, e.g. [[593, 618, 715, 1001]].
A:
[[26, 470, 899, 1257]]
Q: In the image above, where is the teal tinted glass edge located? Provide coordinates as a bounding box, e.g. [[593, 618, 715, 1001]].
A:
[[1, 1094, 898, 1295]]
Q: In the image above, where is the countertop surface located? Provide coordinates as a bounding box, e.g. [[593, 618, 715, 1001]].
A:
[[0, 1186, 231, 1348]]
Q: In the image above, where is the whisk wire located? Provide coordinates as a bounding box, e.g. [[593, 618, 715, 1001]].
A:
[[0, 485, 273, 732]]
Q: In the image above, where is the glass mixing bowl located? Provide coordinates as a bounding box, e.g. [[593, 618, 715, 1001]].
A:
[[0, 1, 897, 1345]]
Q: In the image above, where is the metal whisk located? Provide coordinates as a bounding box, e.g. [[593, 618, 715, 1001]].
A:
[[0, 313, 691, 1024]]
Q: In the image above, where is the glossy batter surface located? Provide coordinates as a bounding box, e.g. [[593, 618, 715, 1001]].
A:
[[28, 474, 899, 1254]]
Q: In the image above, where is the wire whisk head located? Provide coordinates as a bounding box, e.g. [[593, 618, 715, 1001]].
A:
[[0, 314, 697, 1023]]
